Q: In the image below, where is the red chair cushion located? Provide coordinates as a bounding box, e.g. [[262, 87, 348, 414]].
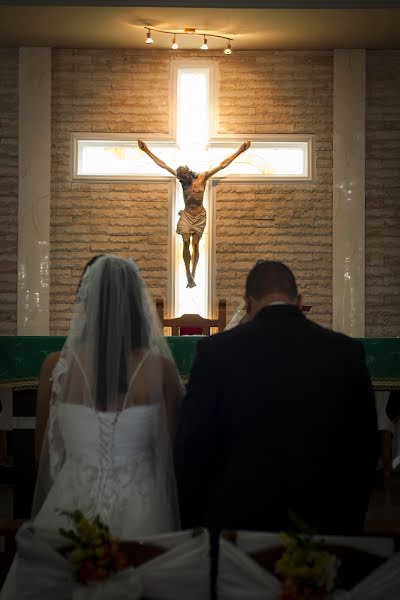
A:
[[179, 326, 204, 336]]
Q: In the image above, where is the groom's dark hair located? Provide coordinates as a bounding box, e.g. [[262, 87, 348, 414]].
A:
[[246, 260, 298, 301]]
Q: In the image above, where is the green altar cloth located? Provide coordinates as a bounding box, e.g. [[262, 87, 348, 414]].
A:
[[0, 336, 399, 389], [0, 336, 202, 386]]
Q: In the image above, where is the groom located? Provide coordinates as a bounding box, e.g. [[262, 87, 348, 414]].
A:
[[174, 261, 378, 535]]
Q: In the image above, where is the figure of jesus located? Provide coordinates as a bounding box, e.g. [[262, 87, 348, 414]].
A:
[[138, 139, 251, 288]]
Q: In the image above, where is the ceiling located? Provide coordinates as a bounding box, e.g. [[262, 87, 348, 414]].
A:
[[0, 6, 399, 50]]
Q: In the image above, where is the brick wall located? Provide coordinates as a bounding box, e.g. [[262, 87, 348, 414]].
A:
[[51, 49, 333, 333], [51, 49, 171, 334], [366, 50, 400, 337], [0, 49, 18, 334], [216, 51, 333, 327]]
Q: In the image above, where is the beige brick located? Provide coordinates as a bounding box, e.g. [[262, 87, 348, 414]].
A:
[[215, 48, 333, 324], [366, 50, 400, 336], [0, 49, 18, 334]]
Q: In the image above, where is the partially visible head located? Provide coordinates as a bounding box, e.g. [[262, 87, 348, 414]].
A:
[[245, 260, 301, 319], [78, 255, 151, 343], [93, 255, 150, 345], [77, 255, 104, 294], [176, 165, 197, 185], [79, 254, 153, 410]]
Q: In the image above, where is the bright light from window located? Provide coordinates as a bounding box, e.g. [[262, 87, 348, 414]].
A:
[[77, 140, 309, 179], [177, 69, 209, 158], [207, 143, 308, 177], [78, 140, 179, 177], [175, 68, 209, 318]]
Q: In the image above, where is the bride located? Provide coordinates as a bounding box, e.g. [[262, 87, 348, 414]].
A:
[[1, 255, 183, 596]]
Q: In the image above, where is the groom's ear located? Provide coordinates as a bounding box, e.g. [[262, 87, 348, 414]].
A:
[[245, 295, 255, 318]]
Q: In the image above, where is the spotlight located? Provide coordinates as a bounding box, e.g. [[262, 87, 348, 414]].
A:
[[200, 36, 208, 50], [143, 26, 233, 53], [224, 41, 232, 55]]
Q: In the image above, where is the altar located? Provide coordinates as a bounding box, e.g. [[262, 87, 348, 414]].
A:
[[0, 336, 201, 389], [1, 336, 399, 519], [1, 336, 400, 389]]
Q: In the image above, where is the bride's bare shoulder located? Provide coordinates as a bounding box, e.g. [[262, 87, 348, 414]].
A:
[[40, 351, 61, 378]]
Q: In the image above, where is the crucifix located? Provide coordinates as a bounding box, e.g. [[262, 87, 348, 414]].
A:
[[138, 138, 250, 288], [75, 62, 310, 318], [130, 64, 258, 317]]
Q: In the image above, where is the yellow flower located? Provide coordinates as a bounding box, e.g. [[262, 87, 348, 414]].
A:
[[59, 511, 127, 584]]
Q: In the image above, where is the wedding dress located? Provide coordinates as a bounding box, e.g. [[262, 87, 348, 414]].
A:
[[1, 255, 183, 599], [33, 367, 177, 539], [1, 396, 178, 599], [1, 385, 211, 599]]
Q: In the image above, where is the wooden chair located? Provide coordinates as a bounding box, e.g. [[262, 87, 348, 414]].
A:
[[156, 299, 226, 336]]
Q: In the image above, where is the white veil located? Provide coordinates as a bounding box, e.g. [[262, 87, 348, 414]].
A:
[[32, 255, 183, 529]]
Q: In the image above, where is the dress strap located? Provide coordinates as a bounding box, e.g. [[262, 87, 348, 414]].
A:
[[69, 348, 92, 400], [121, 349, 152, 412]]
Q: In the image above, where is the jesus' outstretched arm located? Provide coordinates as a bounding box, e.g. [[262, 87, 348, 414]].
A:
[[138, 140, 177, 177], [203, 140, 251, 181]]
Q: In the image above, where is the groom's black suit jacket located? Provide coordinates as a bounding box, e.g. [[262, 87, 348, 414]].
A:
[[174, 304, 378, 535]]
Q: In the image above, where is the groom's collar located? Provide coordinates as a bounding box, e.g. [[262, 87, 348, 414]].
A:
[[266, 301, 290, 306], [255, 303, 304, 320]]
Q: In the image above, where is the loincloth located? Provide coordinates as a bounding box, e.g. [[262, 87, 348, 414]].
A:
[[176, 208, 207, 238]]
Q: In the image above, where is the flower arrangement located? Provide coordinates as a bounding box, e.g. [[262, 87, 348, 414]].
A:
[[274, 513, 340, 600], [59, 510, 127, 584]]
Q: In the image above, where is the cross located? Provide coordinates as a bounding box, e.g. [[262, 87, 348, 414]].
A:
[[136, 65, 254, 318], [78, 64, 248, 318], [76, 61, 310, 318]]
